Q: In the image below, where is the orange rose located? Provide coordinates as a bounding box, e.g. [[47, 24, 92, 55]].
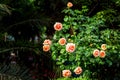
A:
[[59, 38, 66, 45], [62, 70, 71, 77], [43, 39, 52, 45], [66, 43, 75, 53], [54, 22, 62, 31], [43, 45, 50, 52], [67, 2, 73, 8], [99, 50, 106, 58], [93, 49, 100, 57], [101, 44, 107, 50], [74, 67, 82, 75]]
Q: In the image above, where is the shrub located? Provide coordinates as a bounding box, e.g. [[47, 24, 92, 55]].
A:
[[43, 2, 120, 80]]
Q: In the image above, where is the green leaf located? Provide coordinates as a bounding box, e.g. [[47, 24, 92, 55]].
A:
[[60, 49, 65, 54], [64, 16, 69, 22], [56, 61, 62, 65]]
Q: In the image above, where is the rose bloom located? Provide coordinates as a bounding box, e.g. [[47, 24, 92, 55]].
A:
[[99, 50, 106, 58], [66, 43, 75, 53], [54, 22, 62, 31], [43, 45, 50, 52], [43, 39, 52, 45], [67, 2, 73, 8], [93, 49, 100, 57], [62, 70, 71, 77], [101, 44, 107, 50], [74, 66, 82, 75], [59, 38, 66, 45], [74, 67, 82, 75]]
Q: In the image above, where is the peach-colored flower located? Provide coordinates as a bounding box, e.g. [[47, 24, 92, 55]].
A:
[[43, 45, 50, 52], [59, 38, 66, 45], [101, 44, 107, 50], [67, 2, 73, 8], [43, 39, 52, 45], [54, 22, 62, 31], [74, 66, 82, 75], [66, 43, 75, 53], [62, 70, 71, 77], [93, 49, 100, 57], [99, 50, 106, 58]]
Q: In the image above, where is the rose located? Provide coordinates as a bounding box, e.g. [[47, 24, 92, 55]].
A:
[[93, 49, 100, 57], [99, 50, 106, 58], [58, 38, 66, 45], [67, 2, 73, 8], [43, 39, 52, 45], [66, 43, 75, 53], [54, 22, 62, 31], [101, 44, 107, 50], [74, 66, 82, 75], [62, 70, 71, 77], [43, 45, 50, 52]]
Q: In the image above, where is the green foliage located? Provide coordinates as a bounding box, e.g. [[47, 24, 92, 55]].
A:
[[56, 76, 90, 80]]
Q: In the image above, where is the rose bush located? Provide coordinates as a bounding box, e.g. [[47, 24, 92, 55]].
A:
[[42, 2, 120, 79]]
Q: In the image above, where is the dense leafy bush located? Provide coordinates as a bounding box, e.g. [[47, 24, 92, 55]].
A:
[[43, 3, 120, 79]]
